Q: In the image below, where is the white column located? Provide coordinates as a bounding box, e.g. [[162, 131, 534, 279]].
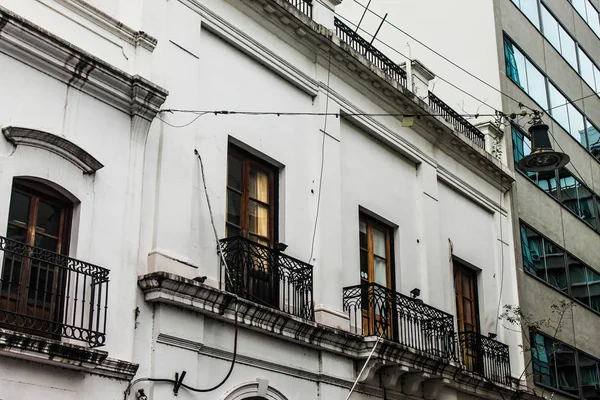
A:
[[312, 0, 342, 30]]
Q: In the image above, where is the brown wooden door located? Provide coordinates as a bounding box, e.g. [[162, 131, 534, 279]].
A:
[[454, 261, 481, 372], [1, 180, 72, 336], [359, 214, 393, 338], [226, 146, 278, 307]]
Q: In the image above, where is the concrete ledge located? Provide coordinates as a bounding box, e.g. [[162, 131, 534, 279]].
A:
[[138, 272, 540, 400], [0, 328, 138, 380]]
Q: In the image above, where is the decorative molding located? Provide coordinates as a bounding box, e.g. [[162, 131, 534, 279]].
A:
[[37, 0, 157, 51], [2, 126, 104, 174], [221, 380, 288, 400], [138, 272, 540, 400], [156, 333, 203, 352], [179, 0, 319, 97], [0, 6, 167, 121], [95, 357, 139, 380]]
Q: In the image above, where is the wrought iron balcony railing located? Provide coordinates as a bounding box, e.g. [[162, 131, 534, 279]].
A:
[[219, 236, 314, 320], [0, 236, 109, 347], [343, 282, 455, 359], [334, 18, 407, 89], [285, 0, 312, 18], [458, 331, 511, 386], [428, 91, 486, 150]]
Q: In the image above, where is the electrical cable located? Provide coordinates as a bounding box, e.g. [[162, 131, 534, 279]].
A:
[[157, 112, 209, 128], [495, 190, 505, 334], [308, 38, 333, 264], [161, 109, 496, 118], [123, 304, 239, 398], [348, 0, 522, 106]]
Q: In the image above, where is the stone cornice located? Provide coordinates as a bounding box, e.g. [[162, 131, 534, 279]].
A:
[[3, 126, 104, 174], [0, 6, 167, 121], [225, 0, 514, 192], [138, 272, 541, 400], [45, 0, 157, 51]]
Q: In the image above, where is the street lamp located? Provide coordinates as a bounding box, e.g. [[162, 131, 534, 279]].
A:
[[517, 115, 570, 172]]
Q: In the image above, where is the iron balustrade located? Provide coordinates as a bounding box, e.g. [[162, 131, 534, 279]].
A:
[[458, 331, 511, 386], [334, 18, 407, 89], [428, 91, 486, 150], [285, 0, 312, 18], [219, 236, 314, 320], [0, 236, 109, 346], [343, 282, 456, 359]]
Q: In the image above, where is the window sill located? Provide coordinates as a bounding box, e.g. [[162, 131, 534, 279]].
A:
[[0, 328, 138, 380], [533, 380, 581, 400]]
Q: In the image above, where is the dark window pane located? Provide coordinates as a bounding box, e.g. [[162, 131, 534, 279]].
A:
[[535, 170, 558, 199], [227, 190, 241, 227], [587, 268, 600, 312], [226, 224, 240, 238], [227, 155, 242, 191], [579, 353, 600, 398], [34, 235, 58, 252], [1, 255, 22, 295], [544, 240, 567, 293], [521, 226, 547, 280], [248, 200, 269, 238], [6, 225, 27, 243], [36, 201, 61, 237], [568, 260, 590, 306], [360, 250, 368, 280], [8, 191, 30, 226], [533, 334, 578, 394], [359, 221, 367, 248], [558, 169, 597, 228]]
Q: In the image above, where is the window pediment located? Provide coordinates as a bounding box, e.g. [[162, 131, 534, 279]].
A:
[[3, 126, 103, 174]]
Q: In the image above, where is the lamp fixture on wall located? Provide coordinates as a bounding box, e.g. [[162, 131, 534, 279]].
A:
[[517, 113, 570, 172]]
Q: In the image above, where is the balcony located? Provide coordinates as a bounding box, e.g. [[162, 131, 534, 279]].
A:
[[219, 236, 314, 320], [334, 18, 408, 89], [0, 236, 109, 347], [343, 282, 455, 359], [428, 92, 486, 150], [458, 331, 511, 386], [285, 0, 312, 18]]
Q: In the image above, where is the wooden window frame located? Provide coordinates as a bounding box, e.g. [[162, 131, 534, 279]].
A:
[[226, 145, 278, 247], [454, 259, 481, 333], [359, 213, 394, 289]]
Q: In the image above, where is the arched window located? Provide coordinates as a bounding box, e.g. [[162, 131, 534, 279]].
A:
[[1, 178, 74, 338], [222, 381, 287, 400]]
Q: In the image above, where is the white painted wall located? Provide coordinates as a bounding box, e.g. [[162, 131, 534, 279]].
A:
[[0, 0, 524, 398]]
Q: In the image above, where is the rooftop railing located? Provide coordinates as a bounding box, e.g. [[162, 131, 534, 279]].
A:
[[458, 331, 512, 386], [219, 236, 314, 320], [343, 282, 455, 359], [0, 236, 109, 347], [428, 91, 486, 149], [334, 18, 407, 89], [285, 0, 312, 18]]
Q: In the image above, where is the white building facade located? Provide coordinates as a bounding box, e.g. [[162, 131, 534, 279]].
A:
[[0, 0, 531, 399]]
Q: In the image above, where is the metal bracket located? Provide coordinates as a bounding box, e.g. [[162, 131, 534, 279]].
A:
[[173, 371, 187, 396]]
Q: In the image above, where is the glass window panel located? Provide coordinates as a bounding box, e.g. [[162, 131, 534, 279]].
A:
[[559, 169, 595, 227], [543, 238, 568, 293], [573, 0, 588, 20], [548, 84, 569, 131], [226, 190, 241, 227], [248, 234, 269, 247], [526, 60, 549, 109], [552, 344, 579, 395], [226, 224, 240, 238], [0, 255, 22, 295], [372, 228, 386, 258], [6, 225, 27, 243], [535, 170, 559, 199], [558, 26, 578, 69], [227, 155, 242, 191], [508, 42, 528, 89], [359, 221, 367, 249], [586, 1, 600, 36], [34, 235, 58, 252], [587, 268, 600, 312], [579, 48, 596, 90], [532, 333, 553, 386], [8, 191, 30, 226], [36, 201, 60, 237], [248, 200, 269, 238], [521, 0, 541, 28], [567, 103, 586, 146], [595, 64, 600, 92], [374, 258, 387, 286], [579, 353, 600, 398], [587, 120, 600, 159], [249, 168, 269, 203], [568, 260, 590, 305], [542, 7, 561, 51], [521, 226, 543, 277]]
